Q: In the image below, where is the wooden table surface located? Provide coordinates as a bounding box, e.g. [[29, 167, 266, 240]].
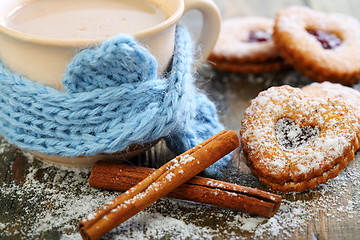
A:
[[1, 1, 360, 239]]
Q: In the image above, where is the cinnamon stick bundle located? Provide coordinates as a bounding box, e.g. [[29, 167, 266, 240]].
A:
[[89, 161, 282, 218], [79, 130, 239, 240]]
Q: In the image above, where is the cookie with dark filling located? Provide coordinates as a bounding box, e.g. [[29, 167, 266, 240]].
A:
[[240, 85, 360, 192]]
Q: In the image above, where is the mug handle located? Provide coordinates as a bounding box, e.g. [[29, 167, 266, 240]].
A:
[[183, 0, 221, 62]]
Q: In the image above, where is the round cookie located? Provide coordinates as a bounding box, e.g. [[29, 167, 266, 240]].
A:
[[273, 6, 360, 85], [240, 85, 360, 193], [302, 82, 360, 122], [208, 17, 288, 73]]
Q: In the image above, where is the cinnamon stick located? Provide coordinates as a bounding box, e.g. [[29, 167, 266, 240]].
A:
[[89, 161, 282, 218], [79, 130, 239, 240]]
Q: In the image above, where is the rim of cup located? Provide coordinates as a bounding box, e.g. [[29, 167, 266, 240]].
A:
[[0, 0, 183, 47]]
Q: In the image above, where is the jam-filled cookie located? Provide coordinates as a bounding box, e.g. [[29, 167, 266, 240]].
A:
[[208, 17, 288, 73], [273, 6, 360, 85], [302, 82, 360, 122], [240, 85, 360, 193]]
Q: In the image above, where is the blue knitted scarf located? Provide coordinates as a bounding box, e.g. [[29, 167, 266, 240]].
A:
[[0, 25, 230, 177]]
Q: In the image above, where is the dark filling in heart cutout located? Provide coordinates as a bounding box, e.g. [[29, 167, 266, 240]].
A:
[[244, 30, 271, 43], [306, 29, 342, 49], [275, 117, 320, 150]]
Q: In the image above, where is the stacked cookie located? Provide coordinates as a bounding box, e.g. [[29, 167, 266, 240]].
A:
[[208, 17, 289, 73], [240, 82, 360, 193], [209, 6, 360, 85], [212, 6, 360, 192]]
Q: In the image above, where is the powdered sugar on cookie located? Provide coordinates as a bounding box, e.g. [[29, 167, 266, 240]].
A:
[[273, 6, 360, 84], [212, 17, 279, 62], [208, 17, 289, 74], [302, 81, 360, 122], [240, 85, 359, 192]]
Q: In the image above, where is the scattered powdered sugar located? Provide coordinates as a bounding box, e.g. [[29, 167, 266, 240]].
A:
[[241, 86, 359, 178], [275, 117, 320, 150], [166, 154, 195, 173], [165, 172, 175, 180], [302, 81, 360, 122], [1, 138, 359, 239], [179, 154, 195, 164], [206, 180, 226, 188]]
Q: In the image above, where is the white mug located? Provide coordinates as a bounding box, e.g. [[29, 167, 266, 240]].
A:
[[0, 0, 221, 167], [0, 0, 220, 90]]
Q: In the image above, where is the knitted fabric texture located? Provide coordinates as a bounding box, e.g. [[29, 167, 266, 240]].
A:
[[0, 25, 230, 177]]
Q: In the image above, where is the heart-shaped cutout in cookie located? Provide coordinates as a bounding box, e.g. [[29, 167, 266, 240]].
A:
[[240, 85, 360, 192], [273, 6, 360, 85], [275, 117, 320, 150]]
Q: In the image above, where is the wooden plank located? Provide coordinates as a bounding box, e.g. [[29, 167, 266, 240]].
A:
[[1, 1, 360, 239]]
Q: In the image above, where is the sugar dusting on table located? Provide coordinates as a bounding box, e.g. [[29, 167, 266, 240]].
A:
[[0, 140, 359, 239]]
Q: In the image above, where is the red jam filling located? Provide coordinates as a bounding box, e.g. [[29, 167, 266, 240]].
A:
[[245, 30, 271, 43], [307, 29, 342, 49]]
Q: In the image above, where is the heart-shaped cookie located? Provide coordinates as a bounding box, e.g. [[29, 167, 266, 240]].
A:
[[208, 17, 289, 74], [240, 85, 360, 192], [273, 6, 360, 85]]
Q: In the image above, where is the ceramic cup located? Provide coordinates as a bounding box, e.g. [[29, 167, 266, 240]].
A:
[[0, 0, 220, 90], [0, 0, 221, 167]]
